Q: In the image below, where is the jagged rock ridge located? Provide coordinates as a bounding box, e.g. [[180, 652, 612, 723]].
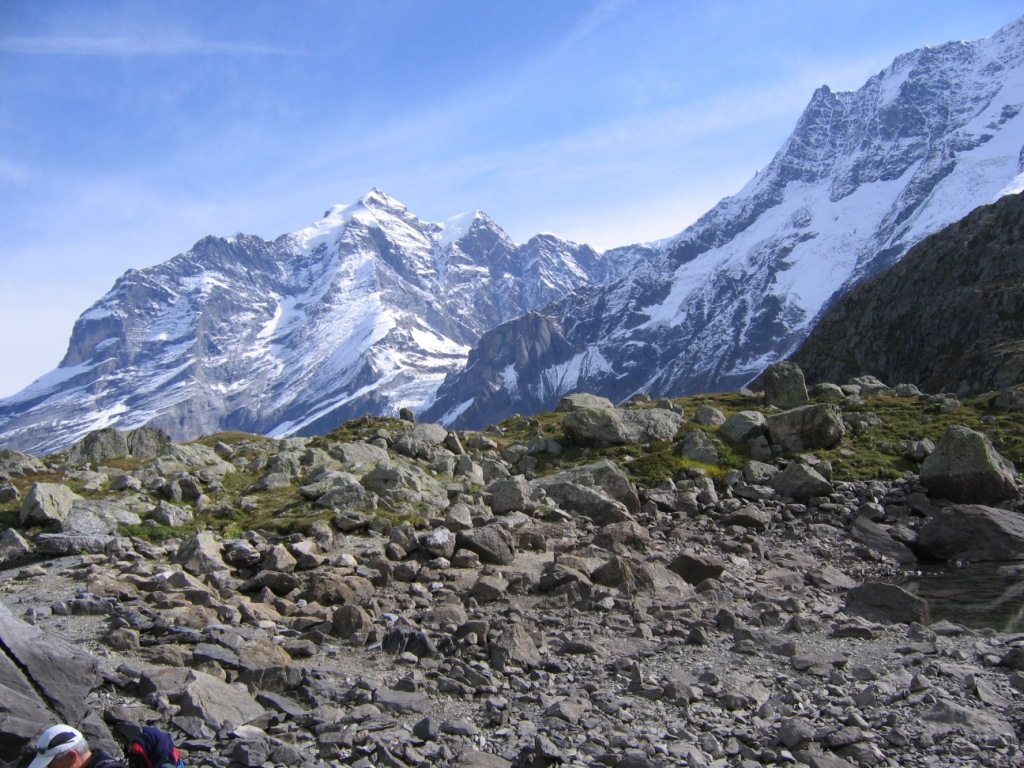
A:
[[0, 191, 626, 454], [425, 16, 1024, 429], [790, 191, 1024, 395]]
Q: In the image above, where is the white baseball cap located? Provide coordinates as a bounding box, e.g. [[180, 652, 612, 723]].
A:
[[28, 725, 85, 768]]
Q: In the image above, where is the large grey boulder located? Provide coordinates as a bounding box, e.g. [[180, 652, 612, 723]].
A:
[[0, 602, 116, 758], [175, 670, 265, 730], [917, 504, 1024, 562], [65, 426, 171, 466], [362, 460, 449, 507], [0, 449, 45, 476], [537, 482, 633, 526], [843, 582, 930, 624], [562, 407, 683, 447], [849, 517, 917, 565], [126, 426, 172, 458], [762, 361, 809, 409], [62, 499, 141, 535], [328, 440, 390, 467], [456, 526, 516, 565], [920, 425, 1019, 504], [769, 462, 833, 501], [677, 429, 719, 464], [533, 460, 640, 516], [766, 403, 845, 452], [151, 444, 235, 479], [719, 411, 767, 444], [487, 475, 536, 515], [65, 428, 129, 466], [174, 530, 228, 575], [489, 623, 541, 670], [393, 424, 449, 460], [19, 483, 81, 527], [556, 393, 615, 412]]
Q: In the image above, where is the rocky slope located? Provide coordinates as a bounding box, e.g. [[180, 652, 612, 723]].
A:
[[789, 191, 1024, 395], [0, 191, 624, 456], [1, 368, 1024, 768], [425, 16, 1024, 429]]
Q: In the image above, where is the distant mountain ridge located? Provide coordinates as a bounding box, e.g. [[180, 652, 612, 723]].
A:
[[2, 16, 1024, 452], [0, 190, 624, 454], [424, 15, 1024, 428]]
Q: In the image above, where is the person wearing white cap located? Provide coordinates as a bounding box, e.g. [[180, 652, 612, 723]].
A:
[[26, 725, 127, 768]]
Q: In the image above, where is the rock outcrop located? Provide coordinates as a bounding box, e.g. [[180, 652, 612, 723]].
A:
[[792, 191, 1024, 397]]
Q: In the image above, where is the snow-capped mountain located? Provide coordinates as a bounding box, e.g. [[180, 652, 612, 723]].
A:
[[424, 16, 1024, 429], [0, 190, 620, 454]]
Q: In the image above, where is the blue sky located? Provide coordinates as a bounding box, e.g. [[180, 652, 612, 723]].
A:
[[1, 0, 1021, 397]]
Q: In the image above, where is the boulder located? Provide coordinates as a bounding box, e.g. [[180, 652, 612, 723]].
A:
[[719, 411, 767, 444], [693, 405, 726, 427], [175, 670, 265, 730], [676, 429, 719, 464], [534, 460, 640, 515], [489, 623, 541, 670], [562, 407, 683, 447], [0, 448, 45, 476], [849, 517, 917, 565], [843, 583, 930, 625], [770, 462, 833, 501], [0, 602, 114, 756], [0, 528, 31, 567], [151, 444, 235, 480], [487, 475, 536, 515], [126, 426, 172, 458], [668, 551, 727, 584], [20, 483, 81, 527], [393, 423, 449, 460], [62, 499, 141, 535], [456, 526, 516, 565], [535, 482, 633, 526], [766, 404, 845, 452], [556, 393, 615, 412], [920, 425, 1019, 504], [421, 526, 456, 559], [917, 504, 1024, 562], [761, 361, 809, 409], [590, 556, 655, 595], [174, 530, 228, 575], [65, 428, 129, 466]]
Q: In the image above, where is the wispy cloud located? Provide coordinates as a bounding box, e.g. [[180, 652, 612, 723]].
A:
[[556, 0, 635, 54], [0, 35, 295, 56]]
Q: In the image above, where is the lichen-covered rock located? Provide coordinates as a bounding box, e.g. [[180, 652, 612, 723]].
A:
[[719, 410, 767, 444], [761, 361, 809, 409], [766, 403, 845, 451], [20, 483, 81, 527], [562, 407, 683, 447], [920, 425, 1019, 504]]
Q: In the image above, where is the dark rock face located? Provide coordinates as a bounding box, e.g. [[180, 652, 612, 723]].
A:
[[843, 582, 931, 624], [0, 602, 116, 758], [791, 192, 1024, 397], [918, 504, 1024, 562]]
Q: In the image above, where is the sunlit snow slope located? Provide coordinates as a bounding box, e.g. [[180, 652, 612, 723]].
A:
[[424, 16, 1024, 429], [0, 191, 617, 453]]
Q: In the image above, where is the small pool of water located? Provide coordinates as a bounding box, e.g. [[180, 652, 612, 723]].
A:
[[899, 562, 1024, 633]]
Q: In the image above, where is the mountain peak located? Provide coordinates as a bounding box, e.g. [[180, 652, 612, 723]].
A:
[[359, 188, 406, 212]]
